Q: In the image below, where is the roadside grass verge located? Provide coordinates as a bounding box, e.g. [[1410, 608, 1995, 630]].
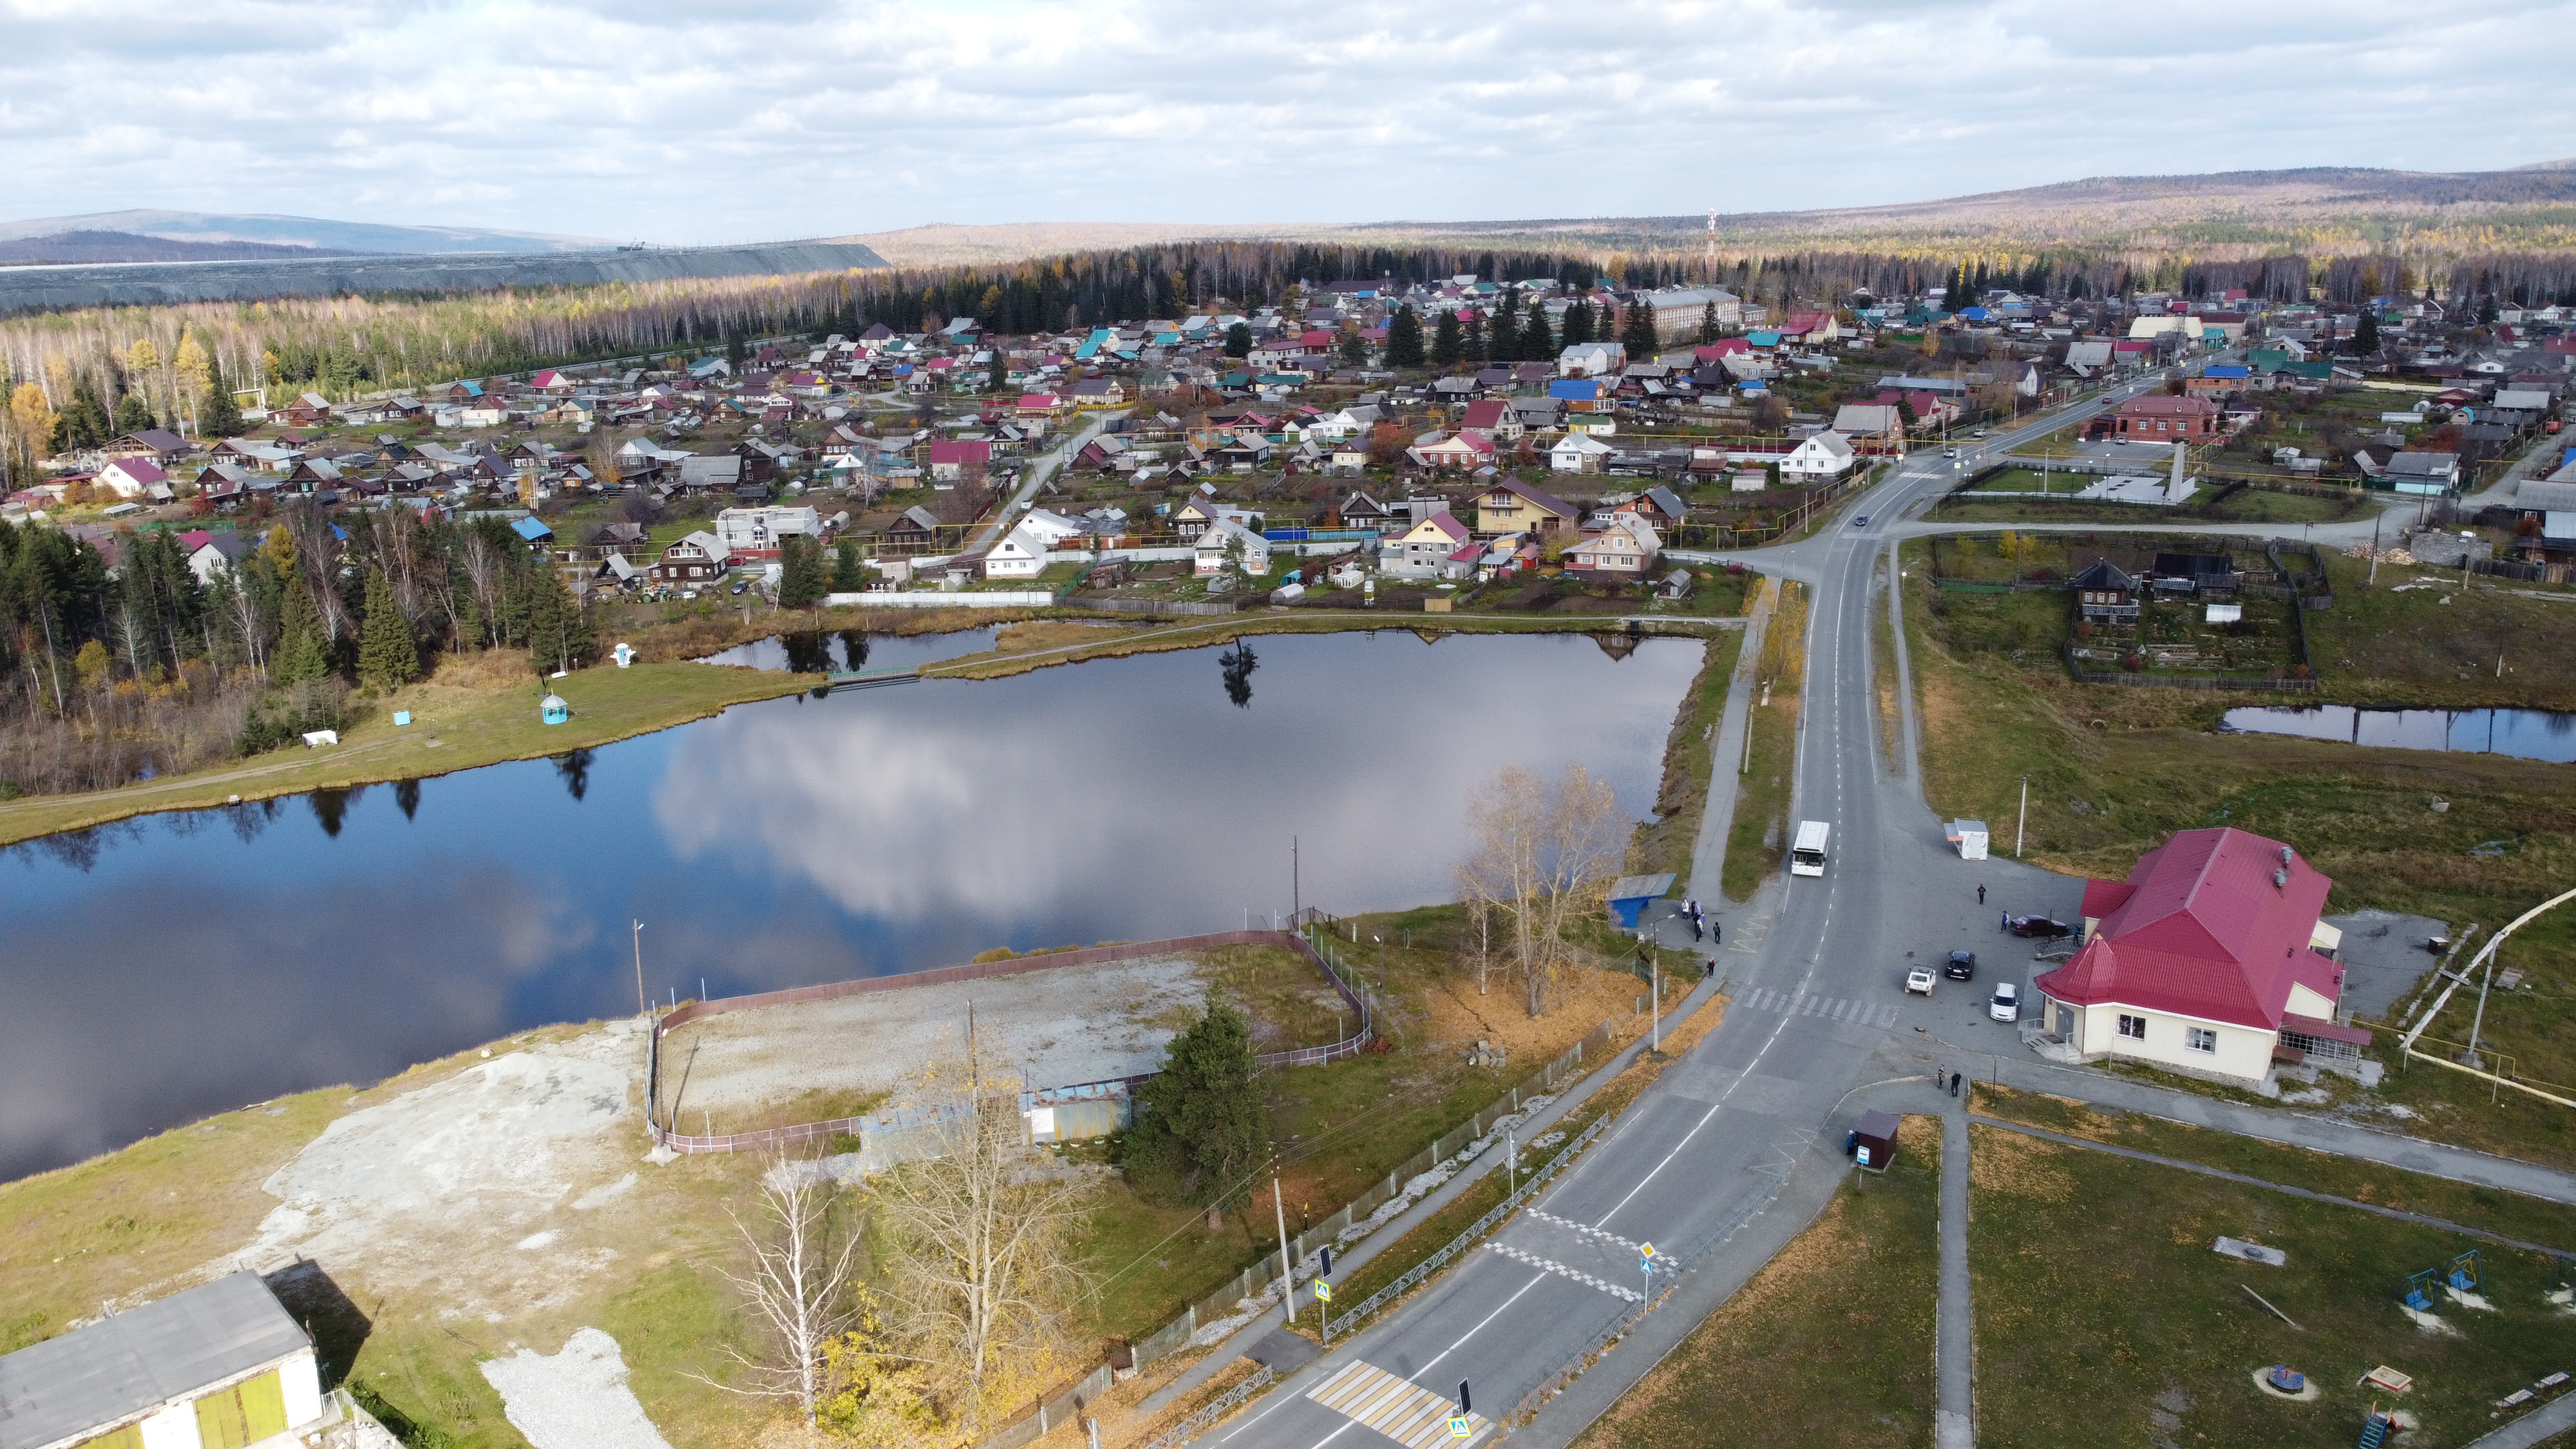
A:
[[1969, 1083, 2575, 1251], [1900, 544, 2576, 1162], [1573, 1114, 1938, 1449], [1723, 579, 1805, 902], [1872, 554, 1901, 772], [1929, 485, 2366, 526], [1625, 630, 1747, 882], [1970, 1121, 2576, 1449]]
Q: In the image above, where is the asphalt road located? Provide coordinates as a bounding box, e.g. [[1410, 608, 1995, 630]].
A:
[[1217, 390, 2137, 1449]]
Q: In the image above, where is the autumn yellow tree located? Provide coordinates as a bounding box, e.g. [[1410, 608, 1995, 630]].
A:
[[1459, 764, 1626, 1017]]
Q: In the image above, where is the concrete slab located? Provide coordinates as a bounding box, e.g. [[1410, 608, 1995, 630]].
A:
[[2324, 910, 2449, 1021]]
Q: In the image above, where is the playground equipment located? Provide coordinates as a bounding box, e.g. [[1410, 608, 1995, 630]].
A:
[[2448, 1251, 2484, 1294], [2401, 1267, 2440, 1313], [2359, 1411, 2396, 1449], [2266, 1365, 2307, 1394]]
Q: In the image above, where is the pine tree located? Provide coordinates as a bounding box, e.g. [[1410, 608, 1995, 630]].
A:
[[355, 567, 419, 690], [1698, 301, 1720, 345], [1521, 305, 1554, 360], [1619, 301, 1660, 359], [1224, 322, 1254, 358], [526, 569, 594, 676], [831, 538, 866, 592], [1492, 290, 1522, 362], [113, 390, 154, 435], [1338, 329, 1368, 368], [1383, 305, 1426, 368], [1561, 300, 1595, 346], [778, 535, 827, 609], [1464, 311, 1488, 365], [199, 357, 243, 437], [1430, 308, 1463, 368], [1126, 1003, 1267, 1208], [2353, 309, 2380, 354], [270, 574, 335, 684]]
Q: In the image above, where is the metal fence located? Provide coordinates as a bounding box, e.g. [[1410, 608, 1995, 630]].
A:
[[1323, 1113, 1613, 1340], [1135, 1366, 1275, 1449]]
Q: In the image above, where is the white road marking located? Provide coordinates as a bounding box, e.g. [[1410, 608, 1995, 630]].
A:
[[1526, 1210, 1645, 1254], [1482, 1242, 1645, 1302]]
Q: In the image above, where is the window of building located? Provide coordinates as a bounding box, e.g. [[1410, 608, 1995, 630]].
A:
[[2117, 1014, 2146, 1041], [2187, 1027, 2217, 1054]]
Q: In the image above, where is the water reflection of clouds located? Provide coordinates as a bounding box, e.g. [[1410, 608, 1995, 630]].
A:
[[653, 636, 1701, 931], [0, 866, 586, 1179]]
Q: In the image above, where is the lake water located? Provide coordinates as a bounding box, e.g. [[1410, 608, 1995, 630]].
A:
[[0, 630, 1700, 1180], [696, 627, 1000, 673], [2219, 704, 2576, 763]]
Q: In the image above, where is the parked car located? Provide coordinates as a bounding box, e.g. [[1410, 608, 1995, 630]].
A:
[[1944, 950, 1977, 981], [729, 578, 751, 596], [2005, 914, 2074, 939], [1989, 981, 2020, 1023], [1904, 965, 1937, 995]]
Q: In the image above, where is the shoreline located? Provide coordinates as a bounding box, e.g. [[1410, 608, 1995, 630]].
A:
[[0, 606, 1744, 849]]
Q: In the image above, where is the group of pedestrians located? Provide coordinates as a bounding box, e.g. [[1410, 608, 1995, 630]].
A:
[[1676, 897, 1716, 945]]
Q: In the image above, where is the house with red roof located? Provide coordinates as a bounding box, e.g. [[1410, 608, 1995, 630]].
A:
[[2032, 828, 2364, 1086]]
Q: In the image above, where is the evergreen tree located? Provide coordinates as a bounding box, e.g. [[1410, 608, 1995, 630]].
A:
[[1126, 1003, 1268, 1208], [525, 569, 595, 676], [1430, 308, 1463, 368], [1491, 289, 1522, 363], [830, 537, 866, 592], [777, 535, 828, 609], [1618, 301, 1660, 359], [1224, 321, 1254, 358], [199, 357, 244, 437], [1561, 299, 1595, 346], [270, 575, 336, 685], [2353, 309, 2381, 354], [1520, 305, 1554, 360], [1463, 311, 1488, 365], [725, 332, 747, 371], [355, 567, 419, 690], [113, 390, 154, 435], [1337, 329, 1368, 368], [1383, 305, 1426, 368], [1698, 301, 1720, 345]]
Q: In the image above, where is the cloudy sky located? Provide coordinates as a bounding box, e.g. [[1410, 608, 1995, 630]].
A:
[[5, 0, 2573, 243]]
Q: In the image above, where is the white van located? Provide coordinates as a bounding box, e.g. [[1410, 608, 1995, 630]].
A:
[[1790, 820, 1830, 877]]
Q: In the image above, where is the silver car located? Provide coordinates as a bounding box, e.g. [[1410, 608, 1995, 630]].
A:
[[1989, 981, 2020, 1023]]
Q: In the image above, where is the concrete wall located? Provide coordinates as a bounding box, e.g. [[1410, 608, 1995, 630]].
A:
[[0, 241, 889, 312]]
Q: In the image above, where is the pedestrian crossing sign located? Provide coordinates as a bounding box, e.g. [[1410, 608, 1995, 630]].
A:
[[1314, 1281, 1332, 1303], [1450, 1415, 1471, 1438]]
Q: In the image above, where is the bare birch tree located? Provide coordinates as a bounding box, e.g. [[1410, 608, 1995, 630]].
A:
[[1459, 764, 1626, 1017], [700, 1160, 868, 1431], [866, 1038, 1093, 1441]]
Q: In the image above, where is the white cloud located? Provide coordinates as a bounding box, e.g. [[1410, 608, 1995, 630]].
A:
[[0, 0, 2568, 240]]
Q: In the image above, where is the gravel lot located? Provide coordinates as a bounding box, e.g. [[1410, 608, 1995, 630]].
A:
[[659, 954, 1214, 1122]]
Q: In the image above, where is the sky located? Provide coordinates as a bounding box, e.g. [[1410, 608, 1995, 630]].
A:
[[5, 0, 2574, 245]]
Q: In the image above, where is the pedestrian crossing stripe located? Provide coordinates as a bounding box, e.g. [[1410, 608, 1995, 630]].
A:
[[1735, 987, 1900, 1028], [1308, 1360, 1493, 1448], [1482, 1241, 1644, 1302]]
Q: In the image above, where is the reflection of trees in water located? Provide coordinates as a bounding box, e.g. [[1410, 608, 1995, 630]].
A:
[[553, 749, 595, 801], [8, 819, 143, 872], [225, 799, 281, 845], [309, 786, 364, 837], [838, 630, 871, 672], [395, 779, 422, 819], [781, 632, 833, 674], [1219, 641, 1258, 708]]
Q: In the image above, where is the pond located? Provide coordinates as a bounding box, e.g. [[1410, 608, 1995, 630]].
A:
[[2219, 704, 2576, 763], [0, 630, 1701, 1180], [696, 627, 1000, 673]]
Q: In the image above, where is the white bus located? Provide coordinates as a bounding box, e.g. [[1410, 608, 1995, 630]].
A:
[[1790, 820, 1830, 876]]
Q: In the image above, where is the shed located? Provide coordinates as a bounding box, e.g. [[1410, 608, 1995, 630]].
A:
[[1605, 873, 1678, 931], [0, 1269, 326, 1449], [540, 694, 570, 725], [1851, 1110, 1900, 1173], [510, 516, 554, 544], [1946, 820, 1989, 861]]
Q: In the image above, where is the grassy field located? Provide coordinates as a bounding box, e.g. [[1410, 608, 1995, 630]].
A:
[[1624, 630, 1747, 882], [1930, 485, 2367, 526], [1573, 1115, 1938, 1449], [1971, 1121, 2576, 1449], [1899, 542, 2576, 1161], [0, 655, 808, 848], [1723, 578, 1805, 902], [2304, 553, 2576, 709]]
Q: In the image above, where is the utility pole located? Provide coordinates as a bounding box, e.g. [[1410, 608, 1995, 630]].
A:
[[2016, 777, 2029, 858], [2368, 509, 2383, 586], [1276, 1177, 1297, 1325], [632, 920, 647, 1017], [1293, 835, 1300, 928]]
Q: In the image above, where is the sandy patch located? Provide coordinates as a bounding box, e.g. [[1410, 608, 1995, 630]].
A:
[[659, 954, 1213, 1122], [230, 1023, 646, 1314], [482, 1327, 675, 1449]]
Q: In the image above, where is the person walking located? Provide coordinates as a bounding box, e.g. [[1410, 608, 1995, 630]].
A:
[[1704, 957, 1716, 979], [1977, 884, 1986, 905], [2000, 909, 2009, 933]]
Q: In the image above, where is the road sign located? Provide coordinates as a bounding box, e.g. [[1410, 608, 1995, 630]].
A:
[[1450, 1415, 1472, 1438], [1640, 1242, 1656, 1262], [1314, 1280, 1332, 1303]]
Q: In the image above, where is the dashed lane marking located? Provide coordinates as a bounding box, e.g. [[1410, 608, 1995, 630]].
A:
[[1482, 1242, 1645, 1302], [1734, 987, 1901, 1028], [1306, 1359, 1494, 1448], [1525, 1211, 1644, 1255]]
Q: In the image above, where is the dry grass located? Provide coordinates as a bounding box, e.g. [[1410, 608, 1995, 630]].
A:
[[1723, 579, 1805, 902]]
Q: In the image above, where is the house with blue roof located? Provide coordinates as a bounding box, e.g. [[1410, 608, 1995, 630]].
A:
[[512, 516, 555, 544]]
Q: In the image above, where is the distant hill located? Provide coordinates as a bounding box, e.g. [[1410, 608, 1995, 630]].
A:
[[0, 229, 362, 267], [0, 209, 616, 256]]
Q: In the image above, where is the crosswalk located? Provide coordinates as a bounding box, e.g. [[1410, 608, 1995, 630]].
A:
[[1525, 1209, 1643, 1256], [1307, 1359, 1494, 1448], [1482, 1241, 1645, 1302], [1732, 987, 1900, 1028]]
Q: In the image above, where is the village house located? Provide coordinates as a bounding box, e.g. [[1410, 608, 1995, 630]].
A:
[[1406, 429, 1495, 471], [1549, 432, 1615, 473], [2105, 393, 2221, 442], [713, 506, 826, 559], [2032, 827, 2364, 1088], [2070, 558, 2141, 623], [651, 531, 729, 587], [983, 525, 1052, 579], [1557, 341, 1626, 379], [927, 439, 993, 483], [1565, 515, 1662, 577], [1458, 398, 1525, 442], [1193, 518, 1273, 578], [1776, 431, 1856, 482], [1831, 404, 1904, 445], [1470, 478, 1577, 537], [94, 456, 171, 500], [0, 1271, 330, 1449], [1379, 509, 1476, 580]]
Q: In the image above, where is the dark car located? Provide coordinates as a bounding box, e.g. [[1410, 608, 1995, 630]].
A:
[[1850, 513, 1870, 526], [2005, 914, 2074, 939], [1944, 950, 1977, 980]]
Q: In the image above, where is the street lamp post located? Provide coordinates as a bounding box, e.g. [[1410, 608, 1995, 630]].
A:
[[632, 920, 647, 1017]]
